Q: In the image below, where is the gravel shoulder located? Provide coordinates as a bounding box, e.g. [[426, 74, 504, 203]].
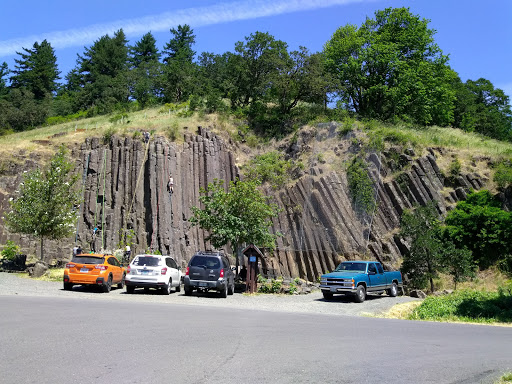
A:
[[0, 272, 420, 317]]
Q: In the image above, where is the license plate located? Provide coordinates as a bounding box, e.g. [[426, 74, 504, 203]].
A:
[[330, 287, 337, 292], [141, 270, 149, 275], [199, 282, 207, 287], [80, 268, 89, 273]]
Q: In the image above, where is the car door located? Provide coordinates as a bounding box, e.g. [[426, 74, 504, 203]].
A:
[[367, 263, 384, 291], [108, 257, 121, 283], [375, 262, 388, 288], [166, 257, 179, 286]]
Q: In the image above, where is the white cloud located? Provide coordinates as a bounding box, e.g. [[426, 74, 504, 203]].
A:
[[0, 0, 364, 57]]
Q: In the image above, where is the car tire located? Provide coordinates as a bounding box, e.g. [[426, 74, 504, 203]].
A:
[[161, 279, 172, 295], [117, 274, 125, 289], [354, 285, 366, 303], [103, 275, 112, 293], [184, 286, 193, 296], [322, 291, 333, 300], [63, 282, 73, 291], [388, 282, 398, 297], [219, 284, 228, 298], [175, 282, 181, 293], [227, 282, 234, 295], [126, 285, 135, 294]]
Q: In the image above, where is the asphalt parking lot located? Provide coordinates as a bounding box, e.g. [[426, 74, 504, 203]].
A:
[[0, 272, 419, 317]]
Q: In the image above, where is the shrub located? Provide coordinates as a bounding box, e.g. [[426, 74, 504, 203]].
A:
[[166, 122, 180, 142], [346, 155, 377, 215], [102, 127, 117, 144], [244, 152, 292, 189], [1, 240, 20, 260], [494, 162, 512, 189], [109, 113, 129, 124]]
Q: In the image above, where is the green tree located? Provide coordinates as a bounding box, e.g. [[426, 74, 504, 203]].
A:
[[76, 29, 129, 113], [444, 190, 512, 268], [4, 146, 80, 263], [244, 152, 292, 189], [324, 7, 455, 125], [229, 31, 288, 109], [441, 242, 475, 290], [129, 32, 162, 108], [162, 24, 197, 102], [0, 62, 9, 98], [190, 178, 279, 266], [400, 201, 444, 292], [0, 88, 49, 132], [453, 77, 512, 141], [10, 40, 60, 100]]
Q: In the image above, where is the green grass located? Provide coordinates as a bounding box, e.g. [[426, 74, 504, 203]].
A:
[[408, 288, 512, 324], [495, 372, 512, 384]]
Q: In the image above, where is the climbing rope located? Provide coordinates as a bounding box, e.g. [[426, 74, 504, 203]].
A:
[[150, 145, 168, 251], [101, 149, 107, 250], [74, 152, 91, 244]]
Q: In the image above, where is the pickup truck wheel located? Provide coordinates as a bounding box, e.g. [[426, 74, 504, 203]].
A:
[[388, 282, 398, 297], [355, 285, 366, 303], [322, 291, 333, 300]]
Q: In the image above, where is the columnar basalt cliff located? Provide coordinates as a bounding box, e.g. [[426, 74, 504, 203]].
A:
[[0, 125, 487, 279]]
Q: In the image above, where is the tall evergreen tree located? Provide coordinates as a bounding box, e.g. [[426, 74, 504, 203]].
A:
[[162, 24, 197, 102], [129, 32, 162, 108], [10, 40, 60, 100], [0, 62, 9, 98], [76, 29, 129, 113]]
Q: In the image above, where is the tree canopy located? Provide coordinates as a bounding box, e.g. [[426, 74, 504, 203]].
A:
[[4, 146, 81, 262], [190, 178, 279, 254]]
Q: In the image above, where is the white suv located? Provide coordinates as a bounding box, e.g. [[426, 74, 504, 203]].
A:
[[125, 254, 182, 295]]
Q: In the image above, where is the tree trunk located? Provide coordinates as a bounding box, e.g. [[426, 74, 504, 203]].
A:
[[40, 236, 44, 263]]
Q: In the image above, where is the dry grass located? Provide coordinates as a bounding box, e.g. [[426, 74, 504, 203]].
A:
[[17, 267, 64, 282]]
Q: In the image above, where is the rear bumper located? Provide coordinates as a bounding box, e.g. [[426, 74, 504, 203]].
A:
[[65, 273, 105, 285], [184, 276, 226, 291], [125, 276, 168, 289]]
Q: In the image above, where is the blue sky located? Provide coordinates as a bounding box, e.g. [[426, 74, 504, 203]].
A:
[[1, 0, 511, 98]]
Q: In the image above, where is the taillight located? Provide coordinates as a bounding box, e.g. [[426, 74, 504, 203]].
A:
[[66, 263, 75, 268], [186, 267, 189, 276], [95, 265, 107, 270], [161, 267, 167, 275], [127, 266, 131, 274], [219, 268, 224, 278]]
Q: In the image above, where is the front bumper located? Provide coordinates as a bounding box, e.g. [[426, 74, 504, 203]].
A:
[[319, 285, 357, 294]]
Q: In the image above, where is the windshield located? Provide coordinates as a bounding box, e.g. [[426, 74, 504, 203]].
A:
[[72, 256, 104, 264], [334, 262, 367, 273], [132, 256, 160, 267]]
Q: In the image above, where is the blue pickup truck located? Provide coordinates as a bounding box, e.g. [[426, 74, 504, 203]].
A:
[[319, 261, 403, 303]]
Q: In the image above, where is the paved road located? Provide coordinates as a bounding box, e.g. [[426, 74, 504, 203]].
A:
[[0, 295, 511, 384]]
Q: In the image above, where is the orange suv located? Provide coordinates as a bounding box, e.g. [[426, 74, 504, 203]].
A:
[[63, 253, 126, 292]]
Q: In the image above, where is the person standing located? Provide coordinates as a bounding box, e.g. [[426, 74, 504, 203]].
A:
[[167, 174, 174, 196], [125, 244, 131, 264]]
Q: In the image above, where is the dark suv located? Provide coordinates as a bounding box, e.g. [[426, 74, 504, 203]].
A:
[[184, 251, 235, 298]]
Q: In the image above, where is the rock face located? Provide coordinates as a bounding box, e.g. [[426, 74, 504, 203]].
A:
[[0, 125, 486, 279]]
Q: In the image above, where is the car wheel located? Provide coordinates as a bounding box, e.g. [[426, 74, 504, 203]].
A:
[[388, 282, 398, 297], [322, 291, 333, 300], [161, 279, 172, 295], [103, 275, 112, 293], [184, 286, 193, 296], [126, 285, 135, 294], [354, 285, 366, 303], [227, 282, 234, 295], [175, 282, 181, 293], [63, 282, 73, 291], [117, 274, 126, 289], [219, 284, 228, 298]]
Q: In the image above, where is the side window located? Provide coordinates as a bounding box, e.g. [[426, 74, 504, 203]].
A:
[[376, 263, 384, 274], [368, 263, 377, 274], [108, 257, 118, 266], [222, 257, 229, 268], [170, 259, 177, 269]]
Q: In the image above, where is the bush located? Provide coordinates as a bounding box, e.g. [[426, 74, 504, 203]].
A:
[[494, 162, 512, 189], [102, 127, 117, 144], [166, 122, 180, 141], [257, 276, 283, 293], [346, 155, 377, 215], [244, 152, 292, 189], [1, 240, 20, 260], [408, 289, 512, 324]]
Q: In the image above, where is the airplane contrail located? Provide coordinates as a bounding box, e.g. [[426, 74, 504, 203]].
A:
[[0, 0, 366, 57]]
